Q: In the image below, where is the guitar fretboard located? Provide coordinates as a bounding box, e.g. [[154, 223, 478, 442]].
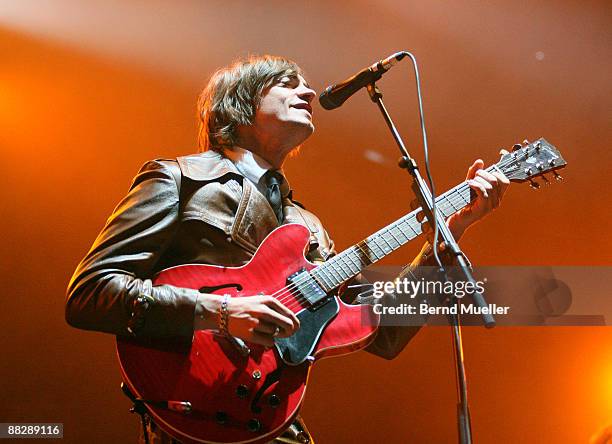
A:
[[310, 165, 502, 291]]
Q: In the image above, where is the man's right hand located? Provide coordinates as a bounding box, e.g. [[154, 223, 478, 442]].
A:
[[226, 295, 300, 346], [195, 294, 300, 347]]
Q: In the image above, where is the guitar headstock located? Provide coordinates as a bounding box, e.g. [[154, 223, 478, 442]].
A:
[[496, 138, 567, 188]]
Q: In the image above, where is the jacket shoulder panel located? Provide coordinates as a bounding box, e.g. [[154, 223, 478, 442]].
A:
[[177, 151, 242, 182]]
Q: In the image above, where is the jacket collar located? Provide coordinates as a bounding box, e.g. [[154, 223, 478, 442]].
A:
[[177, 150, 242, 182], [177, 149, 291, 198]]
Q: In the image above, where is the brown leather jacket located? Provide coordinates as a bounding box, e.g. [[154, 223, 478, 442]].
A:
[[66, 150, 423, 358]]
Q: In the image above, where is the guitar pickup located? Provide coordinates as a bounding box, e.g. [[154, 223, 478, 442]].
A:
[[287, 269, 327, 306]]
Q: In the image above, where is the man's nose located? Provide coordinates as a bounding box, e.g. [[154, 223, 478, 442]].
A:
[[298, 86, 316, 104]]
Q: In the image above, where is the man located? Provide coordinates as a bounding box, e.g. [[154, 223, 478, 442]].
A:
[[66, 55, 508, 443]]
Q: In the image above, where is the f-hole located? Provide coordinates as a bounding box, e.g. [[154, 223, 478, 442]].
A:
[[198, 283, 243, 293]]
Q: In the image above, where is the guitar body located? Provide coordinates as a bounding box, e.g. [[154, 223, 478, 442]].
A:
[[117, 224, 379, 444]]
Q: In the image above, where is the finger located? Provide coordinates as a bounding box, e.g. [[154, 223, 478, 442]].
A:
[[472, 177, 493, 196], [416, 210, 425, 223], [491, 171, 510, 185], [475, 169, 498, 184], [264, 297, 300, 328], [273, 326, 293, 338], [250, 331, 274, 347], [468, 179, 488, 198], [258, 306, 297, 335], [499, 149, 509, 157], [466, 159, 484, 180], [475, 171, 501, 204], [473, 174, 494, 189], [490, 172, 510, 207], [421, 220, 432, 234], [252, 320, 276, 335], [492, 172, 510, 201], [410, 199, 420, 211]]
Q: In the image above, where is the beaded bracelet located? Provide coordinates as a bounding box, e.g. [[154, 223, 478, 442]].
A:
[[218, 294, 230, 336]]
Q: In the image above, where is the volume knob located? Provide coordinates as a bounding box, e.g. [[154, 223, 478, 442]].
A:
[[268, 394, 281, 408], [236, 384, 249, 399], [247, 418, 262, 432]]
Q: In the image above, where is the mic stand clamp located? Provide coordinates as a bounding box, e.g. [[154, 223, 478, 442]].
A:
[[121, 382, 151, 444], [366, 81, 494, 444]]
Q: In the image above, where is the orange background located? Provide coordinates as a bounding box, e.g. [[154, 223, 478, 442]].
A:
[[1, 1, 611, 442]]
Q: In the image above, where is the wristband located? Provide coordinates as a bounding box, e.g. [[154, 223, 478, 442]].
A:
[[218, 294, 230, 336]]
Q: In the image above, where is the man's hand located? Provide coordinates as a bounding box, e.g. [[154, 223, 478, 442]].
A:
[[414, 153, 510, 244], [196, 294, 300, 347], [226, 295, 300, 347], [447, 156, 510, 240]]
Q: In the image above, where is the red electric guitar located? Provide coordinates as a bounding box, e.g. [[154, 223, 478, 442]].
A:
[[117, 138, 566, 444]]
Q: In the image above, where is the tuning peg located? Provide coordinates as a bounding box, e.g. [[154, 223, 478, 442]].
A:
[[512, 144, 522, 152], [522, 139, 530, 145], [553, 171, 563, 181], [529, 179, 540, 189], [541, 175, 551, 185]]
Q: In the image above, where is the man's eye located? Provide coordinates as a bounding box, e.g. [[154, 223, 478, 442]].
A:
[[278, 77, 297, 87]]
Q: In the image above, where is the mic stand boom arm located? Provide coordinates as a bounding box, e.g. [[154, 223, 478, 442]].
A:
[[365, 80, 493, 444]]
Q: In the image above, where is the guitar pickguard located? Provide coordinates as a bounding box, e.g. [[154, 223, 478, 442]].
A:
[[274, 297, 339, 365]]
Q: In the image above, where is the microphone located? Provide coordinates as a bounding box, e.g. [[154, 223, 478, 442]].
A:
[[319, 51, 406, 110]]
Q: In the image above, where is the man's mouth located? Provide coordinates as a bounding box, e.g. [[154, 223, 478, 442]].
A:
[[291, 103, 313, 115]]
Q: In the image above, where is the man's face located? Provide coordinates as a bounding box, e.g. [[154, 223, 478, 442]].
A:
[[253, 73, 316, 145]]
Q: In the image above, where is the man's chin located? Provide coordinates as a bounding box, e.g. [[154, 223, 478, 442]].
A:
[[291, 121, 315, 141]]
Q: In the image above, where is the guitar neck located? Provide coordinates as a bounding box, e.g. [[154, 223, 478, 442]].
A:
[[311, 164, 503, 291]]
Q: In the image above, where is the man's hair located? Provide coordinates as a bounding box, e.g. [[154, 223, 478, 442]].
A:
[[197, 55, 304, 151]]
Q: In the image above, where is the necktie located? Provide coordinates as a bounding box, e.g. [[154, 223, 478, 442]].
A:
[[263, 170, 284, 223]]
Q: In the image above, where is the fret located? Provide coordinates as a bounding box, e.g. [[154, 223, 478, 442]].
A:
[[305, 159, 504, 292], [363, 238, 384, 259], [357, 240, 381, 261], [354, 242, 375, 265], [453, 185, 470, 206], [312, 267, 333, 291], [342, 254, 358, 275], [383, 230, 401, 249], [388, 226, 404, 244], [339, 255, 359, 275], [319, 266, 338, 289], [310, 271, 331, 293], [389, 225, 406, 243], [375, 234, 393, 254], [345, 249, 365, 269], [444, 193, 460, 213], [410, 218, 422, 236], [401, 218, 420, 238], [399, 222, 414, 241], [331, 258, 351, 281]]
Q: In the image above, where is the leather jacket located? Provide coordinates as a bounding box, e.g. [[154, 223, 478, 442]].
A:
[[66, 150, 423, 358]]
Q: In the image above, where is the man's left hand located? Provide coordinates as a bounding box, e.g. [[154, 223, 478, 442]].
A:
[[447, 156, 510, 240]]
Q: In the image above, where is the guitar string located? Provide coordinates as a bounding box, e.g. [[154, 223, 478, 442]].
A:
[[240, 153, 542, 313], [269, 154, 529, 311], [274, 174, 515, 313]]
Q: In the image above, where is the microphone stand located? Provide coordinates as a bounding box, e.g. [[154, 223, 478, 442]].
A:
[[365, 82, 495, 444]]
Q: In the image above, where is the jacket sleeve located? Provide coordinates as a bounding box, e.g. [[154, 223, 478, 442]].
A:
[[65, 159, 200, 338], [343, 242, 438, 360]]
